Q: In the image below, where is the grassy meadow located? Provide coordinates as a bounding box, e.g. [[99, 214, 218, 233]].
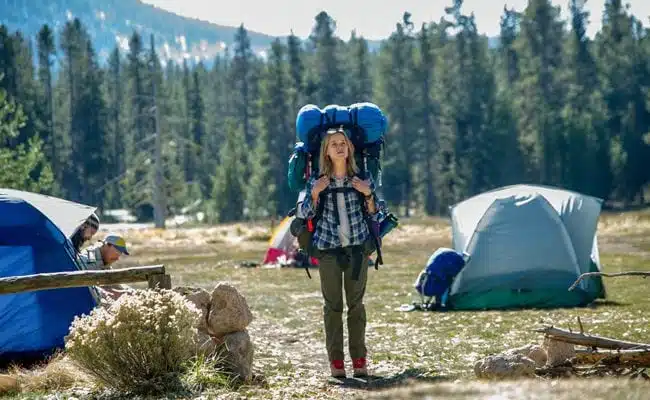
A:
[[4, 209, 650, 399]]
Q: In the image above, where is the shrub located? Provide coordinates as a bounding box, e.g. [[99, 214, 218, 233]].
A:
[[65, 289, 202, 394]]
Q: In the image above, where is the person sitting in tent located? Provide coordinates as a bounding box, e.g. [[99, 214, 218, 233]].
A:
[[70, 212, 100, 253], [298, 127, 385, 379], [78, 233, 131, 300]]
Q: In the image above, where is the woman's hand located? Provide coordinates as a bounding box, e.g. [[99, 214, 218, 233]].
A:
[[312, 176, 330, 200], [351, 177, 372, 197]]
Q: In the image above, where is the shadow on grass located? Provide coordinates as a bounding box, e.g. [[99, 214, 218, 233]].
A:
[[586, 299, 629, 308], [397, 298, 630, 313], [329, 367, 452, 391]]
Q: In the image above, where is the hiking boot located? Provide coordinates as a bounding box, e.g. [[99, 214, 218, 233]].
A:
[[352, 357, 368, 377], [330, 359, 346, 378]]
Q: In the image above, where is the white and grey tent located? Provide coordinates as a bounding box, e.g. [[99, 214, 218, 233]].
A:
[[446, 184, 606, 310]]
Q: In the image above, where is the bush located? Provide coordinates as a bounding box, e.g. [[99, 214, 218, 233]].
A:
[[64, 289, 202, 394]]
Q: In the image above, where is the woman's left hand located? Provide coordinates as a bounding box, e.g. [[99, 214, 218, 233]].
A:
[[351, 177, 372, 197]]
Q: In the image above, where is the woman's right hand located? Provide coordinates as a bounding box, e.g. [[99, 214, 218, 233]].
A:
[[312, 176, 330, 200]]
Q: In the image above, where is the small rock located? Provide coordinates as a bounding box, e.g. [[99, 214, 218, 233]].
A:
[[474, 353, 536, 379]]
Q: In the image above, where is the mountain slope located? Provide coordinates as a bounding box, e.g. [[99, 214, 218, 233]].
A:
[[0, 0, 281, 63], [1, 0, 495, 66]]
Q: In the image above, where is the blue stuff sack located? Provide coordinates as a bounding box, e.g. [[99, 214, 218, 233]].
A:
[[414, 248, 466, 298], [296, 104, 323, 144], [349, 102, 388, 144]]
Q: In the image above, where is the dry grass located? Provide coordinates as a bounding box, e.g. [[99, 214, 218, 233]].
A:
[[7, 353, 94, 394], [5, 210, 650, 399]]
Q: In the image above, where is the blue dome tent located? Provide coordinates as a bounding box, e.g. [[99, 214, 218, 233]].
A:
[[446, 184, 606, 310], [0, 188, 98, 366]]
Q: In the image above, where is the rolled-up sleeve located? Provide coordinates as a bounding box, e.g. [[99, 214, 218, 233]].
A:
[[299, 177, 317, 219], [368, 177, 386, 219]]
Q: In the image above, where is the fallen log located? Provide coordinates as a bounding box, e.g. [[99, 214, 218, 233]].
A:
[[534, 326, 650, 350], [568, 271, 650, 291], [575, 349, 650, 366], [0, 265, 167, 295]]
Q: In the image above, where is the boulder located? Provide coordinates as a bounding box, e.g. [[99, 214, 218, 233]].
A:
[[207, 282, 253, 338], [220, 331, 254, 382], [174, 283, 254, 381]]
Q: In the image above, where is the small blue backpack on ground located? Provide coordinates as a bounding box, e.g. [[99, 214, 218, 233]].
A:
[[414, 247, 467, 307]]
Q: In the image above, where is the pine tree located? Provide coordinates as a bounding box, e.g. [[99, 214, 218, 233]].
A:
[[210, 119, 246, 222], [231, 24, 256, 145], [9, 31, 42, 147], [375, 13, 417, 214], [36, 24, 57, 182], [248, 39, 292, 217], [415, 23, 439, 214], [309, 11, 345, 105], [562, 0, 608, 197], [347, 31, 373, 102], [596, 0, 650, 203], [102, 47, 125, 208], [202, 54, 230, 197], [287, 31, 305, 115], [0, 76, 53, 192], [77, 39, 108, 206], [514, 0, 566, 185]]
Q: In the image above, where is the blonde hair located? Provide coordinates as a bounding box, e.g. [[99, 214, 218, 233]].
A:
[[319, 128, 359, 177]]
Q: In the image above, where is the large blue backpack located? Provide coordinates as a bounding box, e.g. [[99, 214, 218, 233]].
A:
[[414, 248, 467, 301], [287, 102, 388, 192]]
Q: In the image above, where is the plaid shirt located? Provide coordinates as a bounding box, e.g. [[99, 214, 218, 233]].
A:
[[299, 175, 384, 251]]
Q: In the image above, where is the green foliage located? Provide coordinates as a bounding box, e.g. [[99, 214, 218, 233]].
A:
[[209, 119, 247, 223], [0, 80, 54, 192], [2, 0, 650, 217]]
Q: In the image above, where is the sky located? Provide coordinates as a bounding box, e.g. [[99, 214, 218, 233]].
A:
[[142, 0, 650, 40]]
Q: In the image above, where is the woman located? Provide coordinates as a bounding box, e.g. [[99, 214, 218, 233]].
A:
[[71, 212, 100, 253], [299, 127, 384, 379]]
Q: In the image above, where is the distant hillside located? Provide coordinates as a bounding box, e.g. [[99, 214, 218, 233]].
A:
[[1, 0, 497, 67], [0, 0, 283, 65]]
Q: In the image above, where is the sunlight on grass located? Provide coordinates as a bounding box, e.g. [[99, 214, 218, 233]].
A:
[[8, 211, 650, 399], [119, 212, 649, 399]]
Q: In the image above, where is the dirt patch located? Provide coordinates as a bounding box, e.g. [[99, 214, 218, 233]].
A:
[[245, 316, 445, 399]]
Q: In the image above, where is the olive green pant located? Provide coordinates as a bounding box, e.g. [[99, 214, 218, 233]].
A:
[[317, 248, 369, 362]]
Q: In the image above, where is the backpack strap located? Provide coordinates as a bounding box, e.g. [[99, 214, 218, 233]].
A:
[[357, 190, 383, 269], [310, 180, 383, 272]]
